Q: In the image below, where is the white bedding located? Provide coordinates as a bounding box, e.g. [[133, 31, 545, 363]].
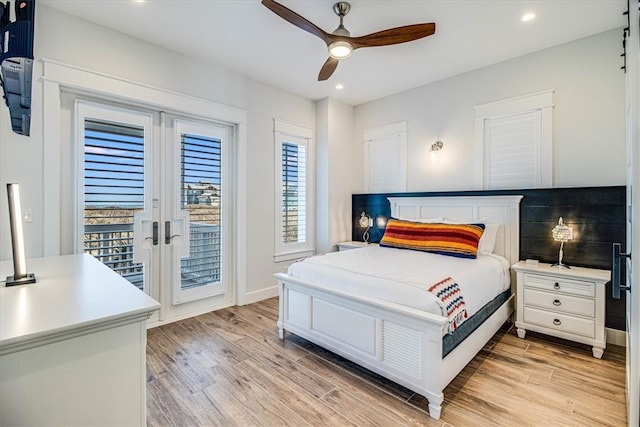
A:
[[287, 245, 510, 322]]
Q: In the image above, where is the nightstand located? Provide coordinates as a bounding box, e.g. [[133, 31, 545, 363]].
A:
[[336, 241, 377, 251], [512, 261, 610, 358]]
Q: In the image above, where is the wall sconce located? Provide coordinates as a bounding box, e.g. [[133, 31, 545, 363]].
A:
[[551, 217, 573, 269], [430, 139, 443, 164], [375, 215, 387, 228], [359, 211, 372, 243]]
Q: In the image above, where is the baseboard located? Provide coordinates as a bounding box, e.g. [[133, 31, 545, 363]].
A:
[[146, 299, 234, 329], [242, 285, 278, 305], [606, 327, 626, 347]]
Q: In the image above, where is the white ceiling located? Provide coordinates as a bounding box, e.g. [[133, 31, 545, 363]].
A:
[[40, 0, 627, 106]]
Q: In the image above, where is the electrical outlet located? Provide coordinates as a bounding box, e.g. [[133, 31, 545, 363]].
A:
[[23, 208, 32, 223]]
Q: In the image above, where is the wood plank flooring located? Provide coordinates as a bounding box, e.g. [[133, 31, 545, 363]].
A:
[[147, 297, 627, 426]]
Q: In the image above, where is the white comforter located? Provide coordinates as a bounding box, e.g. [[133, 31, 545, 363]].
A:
[[287, 245, 510, 319]]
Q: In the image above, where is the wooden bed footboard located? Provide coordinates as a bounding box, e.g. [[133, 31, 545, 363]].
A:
[[275, 272, 514, 420]]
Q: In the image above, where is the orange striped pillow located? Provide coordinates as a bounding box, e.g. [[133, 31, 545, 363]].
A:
[[380, 219, 485, 259]]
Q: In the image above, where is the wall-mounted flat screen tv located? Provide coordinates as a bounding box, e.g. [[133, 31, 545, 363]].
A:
[[0, 0, 35, 136]]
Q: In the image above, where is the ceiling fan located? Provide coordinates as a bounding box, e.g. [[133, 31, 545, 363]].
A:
[[261, 0, 436, 81]]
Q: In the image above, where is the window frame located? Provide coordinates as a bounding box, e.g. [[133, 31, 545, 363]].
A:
[[74, 101, 154, 258], [171, 118, 234, 305], [273, 119, 315, 262], [363, 121, 408, 193], [474, 90, 554, 189]]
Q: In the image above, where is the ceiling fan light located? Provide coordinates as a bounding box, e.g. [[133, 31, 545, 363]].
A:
[[329, 41, 353, 59]]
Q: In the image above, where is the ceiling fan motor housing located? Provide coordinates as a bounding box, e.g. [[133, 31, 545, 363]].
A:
[[333, 2, 351, 17]]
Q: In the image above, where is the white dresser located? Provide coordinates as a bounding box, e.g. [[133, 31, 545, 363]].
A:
[[512, 261, 610, 358], [0, 254, 160, 426]]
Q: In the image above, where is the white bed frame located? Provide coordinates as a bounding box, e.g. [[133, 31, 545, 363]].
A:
[[275, 195, 523, 419]]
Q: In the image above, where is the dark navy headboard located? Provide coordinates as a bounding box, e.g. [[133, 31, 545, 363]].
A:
[[352, 186, 626, 330]]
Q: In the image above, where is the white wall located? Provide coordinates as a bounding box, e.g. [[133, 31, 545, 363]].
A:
[[315, 98, 357, 254], [353, 29, 626, 192], [0, 6, 315, 310]]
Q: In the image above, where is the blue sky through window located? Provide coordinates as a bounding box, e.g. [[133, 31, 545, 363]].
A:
[[84, 119, 145, 208]]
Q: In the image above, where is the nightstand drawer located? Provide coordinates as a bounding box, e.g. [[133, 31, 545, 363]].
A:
[[523, 307, 595, 338], [523, 288, 595, 317], [523, 273, 595, 298]]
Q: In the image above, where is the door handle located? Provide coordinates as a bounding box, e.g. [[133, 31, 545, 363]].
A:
[[612, 243, 631, 299], [144, 221, 159, 245], [165, 221, 180, 244]]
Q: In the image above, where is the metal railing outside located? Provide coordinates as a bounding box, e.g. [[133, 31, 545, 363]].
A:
[[180, 223, 220, 289], [84, 223, 143, 289], [84, 222, 220, 291]]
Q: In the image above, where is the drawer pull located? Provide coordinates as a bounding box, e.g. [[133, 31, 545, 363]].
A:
[[553, 282, 560, 290], [553, 299, 562, 306], [553, 319, 562, 326]]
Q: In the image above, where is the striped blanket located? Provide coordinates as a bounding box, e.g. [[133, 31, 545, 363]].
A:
[[428, 277, 468, 334]]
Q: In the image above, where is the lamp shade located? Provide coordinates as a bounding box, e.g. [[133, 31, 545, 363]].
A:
[[359, 212, 370, 228], [552, 217, 573, 242]]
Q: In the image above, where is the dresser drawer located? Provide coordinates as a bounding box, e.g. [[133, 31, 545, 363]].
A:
[[523, 288, 595, 317], [523, 273, 595, 298], [523, 306, 595, 338]]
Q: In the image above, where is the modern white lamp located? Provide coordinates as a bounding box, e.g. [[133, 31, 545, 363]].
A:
[[5, 183, 36, 285], [551, 217, 573, 269], [359, 211, 372, 243]]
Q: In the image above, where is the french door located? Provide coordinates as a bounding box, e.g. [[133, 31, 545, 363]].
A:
[[77, 101, 233, 320]]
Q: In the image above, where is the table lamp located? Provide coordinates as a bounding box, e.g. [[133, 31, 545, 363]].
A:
[[551, 217, 573, 269]]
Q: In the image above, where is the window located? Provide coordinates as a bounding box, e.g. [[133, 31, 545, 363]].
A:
[[274, 119, 314, 261], [474, 90, 553, 189], [77, 103, 152, 292], [172, 119, 233, 304], [180, 132, 222, 287], [363, 121, 407, 193]]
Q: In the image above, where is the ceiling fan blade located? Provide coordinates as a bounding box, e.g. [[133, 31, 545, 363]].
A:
[[350, 23, 436, 49], [318, 57, 340, 81], [261, 0, 331, 44]]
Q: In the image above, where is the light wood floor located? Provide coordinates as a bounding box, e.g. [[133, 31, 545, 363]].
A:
[[146, 297, 627, 426]]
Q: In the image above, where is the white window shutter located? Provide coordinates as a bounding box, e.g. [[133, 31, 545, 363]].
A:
[[273, 119, 315, 262], [364, 121, 407, 193], [485, 110, 541, 189], [474, 90, 553, 190]]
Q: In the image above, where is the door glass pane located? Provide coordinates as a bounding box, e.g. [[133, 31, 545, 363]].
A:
[[180, 133, 221, 290], [83, 119, 145, 290]]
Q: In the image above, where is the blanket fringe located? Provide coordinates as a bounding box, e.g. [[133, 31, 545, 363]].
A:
[[428, 277, 469, 334]]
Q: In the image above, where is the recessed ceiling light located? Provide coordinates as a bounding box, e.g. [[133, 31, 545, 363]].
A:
[[521, 12, 536, 22], [335, 83, 344, 90]]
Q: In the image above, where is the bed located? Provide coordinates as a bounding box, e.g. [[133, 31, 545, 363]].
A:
[[275, 195, 523, 419]]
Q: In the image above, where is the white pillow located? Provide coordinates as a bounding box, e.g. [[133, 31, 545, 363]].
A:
[[478, 223, 500, 254], [442, 218, 500, 254]]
